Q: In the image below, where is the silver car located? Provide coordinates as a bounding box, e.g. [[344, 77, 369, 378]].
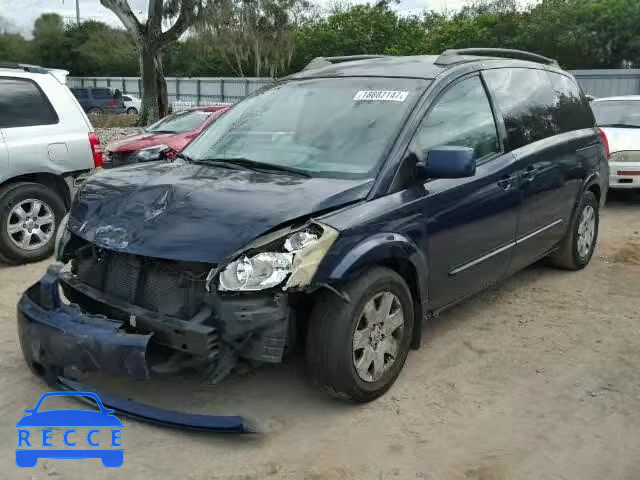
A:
[[0, 63, 101, 263]]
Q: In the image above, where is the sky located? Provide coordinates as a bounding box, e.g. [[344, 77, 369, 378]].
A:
[[0, 0, 520, 36]]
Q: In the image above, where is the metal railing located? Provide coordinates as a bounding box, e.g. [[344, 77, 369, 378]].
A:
[[69, 69, 640, 105], [68, 76, 274, 105]]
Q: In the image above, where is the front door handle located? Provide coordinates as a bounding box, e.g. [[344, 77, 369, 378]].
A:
[[522, 166, 538, 182], [497, 175, 516, 190]]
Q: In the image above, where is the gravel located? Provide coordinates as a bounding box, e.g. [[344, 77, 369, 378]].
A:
[[96, 127, 144, 148]]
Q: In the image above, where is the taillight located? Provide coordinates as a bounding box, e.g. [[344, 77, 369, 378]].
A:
[[597, 127, 610, 161], [108, 99, 116, 108], [88, 132, 103, 168]]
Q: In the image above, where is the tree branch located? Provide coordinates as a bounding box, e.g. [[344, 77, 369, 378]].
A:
[[148, 0, 163, 33], [100, 0, 143, 44], [160, 0, 197, 46]]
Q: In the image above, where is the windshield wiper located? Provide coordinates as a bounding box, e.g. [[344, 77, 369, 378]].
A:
[[197, 157, 312, 178], [599, 123, 640, 129]]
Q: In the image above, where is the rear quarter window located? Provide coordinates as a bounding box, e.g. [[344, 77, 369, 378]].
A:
[[483, 68, 560, 150], [547, 72, 595, 131], [0, 77, 59, 128]]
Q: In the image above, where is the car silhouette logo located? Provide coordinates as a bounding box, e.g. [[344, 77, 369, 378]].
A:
[[16, 391, 123, 468]]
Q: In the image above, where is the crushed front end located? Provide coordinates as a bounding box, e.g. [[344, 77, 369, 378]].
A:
[[18, 240, 291, 384]]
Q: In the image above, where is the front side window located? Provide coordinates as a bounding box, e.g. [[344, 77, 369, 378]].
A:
[[0, 78, 58, 128], [591, 100, 640, 128], [146, 110, 211, 134], [409, 76, 500, 161], [484, 68, 560, 149], [182, 77, 429, 179]]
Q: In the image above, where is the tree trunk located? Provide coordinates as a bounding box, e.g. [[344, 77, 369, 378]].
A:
[[138, 46, 169, 126]]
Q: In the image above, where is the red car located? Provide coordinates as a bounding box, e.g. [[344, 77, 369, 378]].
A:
[[104, 105, 229, 168]]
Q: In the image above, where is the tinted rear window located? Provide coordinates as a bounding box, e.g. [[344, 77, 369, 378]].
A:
[[547, 72, 595, 132], [484, 68, 560, 149], [591, 100, 640, 128], [0, 78, 58, 128]]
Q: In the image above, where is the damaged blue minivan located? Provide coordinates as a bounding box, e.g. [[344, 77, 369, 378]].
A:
[[18, 50, 608, 405]]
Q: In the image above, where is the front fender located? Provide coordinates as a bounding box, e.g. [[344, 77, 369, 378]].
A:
[[324, 232, 428, 304]]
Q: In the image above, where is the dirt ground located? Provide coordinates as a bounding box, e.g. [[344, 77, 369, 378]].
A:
[[0, 191, 639, 480]]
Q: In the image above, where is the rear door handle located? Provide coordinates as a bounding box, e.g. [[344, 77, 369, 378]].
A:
[[497, 175, 516, 190]]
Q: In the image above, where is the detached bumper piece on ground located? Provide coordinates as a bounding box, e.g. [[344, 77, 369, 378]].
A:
[[17, 264, 268, 433]]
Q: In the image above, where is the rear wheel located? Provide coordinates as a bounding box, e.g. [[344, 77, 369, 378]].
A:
[[88, 107, 103, 115], [0, 182, 66, 264], [126, 107, 138, 115], [306, 267, 414, 402], [547, 190, 599, 270]]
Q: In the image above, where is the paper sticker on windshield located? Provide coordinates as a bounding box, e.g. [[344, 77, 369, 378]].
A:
[[354, 90, 409, 102]]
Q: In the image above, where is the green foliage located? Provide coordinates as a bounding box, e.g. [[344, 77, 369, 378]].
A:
[[291, 3, 426, 71], [1, 0, 639, 77]]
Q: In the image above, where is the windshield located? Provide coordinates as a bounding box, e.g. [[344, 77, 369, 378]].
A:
[[592, 100, 640, 128], [146, 110, 210, 134], [182, 78, 429, 179]]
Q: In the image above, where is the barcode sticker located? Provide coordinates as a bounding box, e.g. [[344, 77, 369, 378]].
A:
[[354, 90, 409, 102]]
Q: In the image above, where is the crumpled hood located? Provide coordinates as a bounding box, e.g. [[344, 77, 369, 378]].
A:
[[69, 160, 371, 263], [599, 127, 640, 153]]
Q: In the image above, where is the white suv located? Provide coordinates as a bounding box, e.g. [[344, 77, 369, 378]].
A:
[[0, 63, 102, 264]]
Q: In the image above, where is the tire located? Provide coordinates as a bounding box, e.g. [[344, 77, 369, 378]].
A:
[[306, 266, 414, 402], [0, 182, 66, 264], [546, 190, 599, 270], [126, 107, 138, 115], [88, 107, 103, 115]]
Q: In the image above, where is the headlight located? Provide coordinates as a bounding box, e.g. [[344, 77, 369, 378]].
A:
[[217, 224, 339, 292], [54, 213, 71, 261], [131, 144, 171, 163]]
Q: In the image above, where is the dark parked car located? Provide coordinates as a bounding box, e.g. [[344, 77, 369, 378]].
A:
[[70, 87, 125, 115], [19, 50, 608, 413]]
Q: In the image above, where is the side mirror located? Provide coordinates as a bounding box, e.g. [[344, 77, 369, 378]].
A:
[[418, 146, 476, 179]]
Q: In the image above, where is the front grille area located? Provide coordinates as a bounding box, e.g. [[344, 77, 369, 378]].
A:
[[612, 150, 640, 163], [75, 249, 211, 319]]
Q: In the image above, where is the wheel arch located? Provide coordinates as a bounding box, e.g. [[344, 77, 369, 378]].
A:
[[0, 173, 71, 208], [323, 233, 428, 349]]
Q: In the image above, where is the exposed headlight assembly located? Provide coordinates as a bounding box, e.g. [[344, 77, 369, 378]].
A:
[[216, 224, 339, 292], [131, 144, 173, 163]]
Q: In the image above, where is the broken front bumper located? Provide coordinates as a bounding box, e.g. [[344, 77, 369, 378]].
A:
[[18, 265, 152, 379], [16, 265, 262, 433]]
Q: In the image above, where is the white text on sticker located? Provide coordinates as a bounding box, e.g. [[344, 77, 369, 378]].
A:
[[354, 90, 409, 102]]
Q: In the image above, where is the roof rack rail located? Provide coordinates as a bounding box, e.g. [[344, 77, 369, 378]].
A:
[[303, 55, 389, 71], [0, 61, 49, 74], [434, 48, 559, 67]]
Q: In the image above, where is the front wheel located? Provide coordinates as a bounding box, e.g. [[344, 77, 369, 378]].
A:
[[306, 267, 414, 402], [126, 107, 138, 115], [0, 182, 66, 264], [547, 190, 599, 270]]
